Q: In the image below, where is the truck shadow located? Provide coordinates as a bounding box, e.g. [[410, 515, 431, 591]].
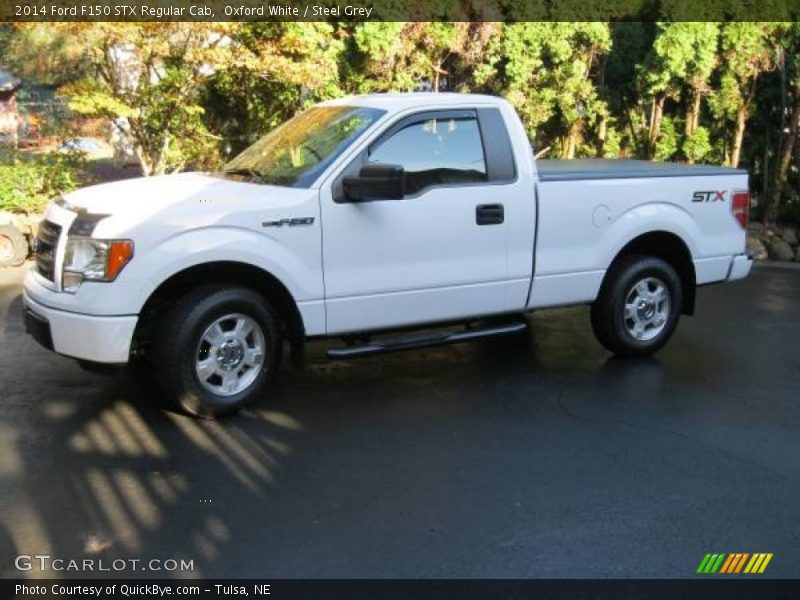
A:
[[2, 362, 303, 578]]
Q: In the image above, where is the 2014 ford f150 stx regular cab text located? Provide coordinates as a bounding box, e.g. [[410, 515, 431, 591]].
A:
[[23, 94, 752, 417]]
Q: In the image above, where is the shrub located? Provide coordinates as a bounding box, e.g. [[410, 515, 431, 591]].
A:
[[682, 126, 712, 163], [653, 116, 679, 162], [0, 149, 85, 214]]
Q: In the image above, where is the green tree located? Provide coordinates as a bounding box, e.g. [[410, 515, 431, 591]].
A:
[[653, 115, 680, 161], [682, 23, 719, 141], [765, 24, 800, 224], [638, 23, 719, 159], [58, 23, 236, 175], [682, 126, 712, 163], [708, 23, 780, 167], [0, 24, 9, 53], [475, 22, 611, 157], [1, 24, 88, 87], [351, 23, 477, 92], [205, 23, 344, 156], [549, 23, 612, 158], [603, 22, 656, 157]]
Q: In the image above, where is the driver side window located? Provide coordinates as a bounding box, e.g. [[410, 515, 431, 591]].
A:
[[367, 113, 488, 196]]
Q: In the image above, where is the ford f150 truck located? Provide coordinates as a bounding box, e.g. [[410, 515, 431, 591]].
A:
[[23, 93, 752, 417]]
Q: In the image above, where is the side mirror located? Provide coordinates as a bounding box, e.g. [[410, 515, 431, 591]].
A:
[[342, 163, 405, 202]]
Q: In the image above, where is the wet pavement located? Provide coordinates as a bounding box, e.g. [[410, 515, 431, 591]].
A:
[[0, 263, 798, 579]]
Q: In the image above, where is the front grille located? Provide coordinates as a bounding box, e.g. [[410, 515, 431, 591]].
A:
[[35, 220, 62, 283]]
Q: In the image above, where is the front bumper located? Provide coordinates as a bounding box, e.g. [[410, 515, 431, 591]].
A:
[[22, 292, 137, 364], [727, 253, 753, 281]]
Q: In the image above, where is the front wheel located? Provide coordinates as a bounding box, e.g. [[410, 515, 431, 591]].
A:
[[591, 255, 683, 358], [154, 286, 281, 418]]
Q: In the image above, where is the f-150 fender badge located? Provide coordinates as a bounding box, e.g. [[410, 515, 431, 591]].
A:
[[262, 217, 315, 228], [692, 191, 726, 202]]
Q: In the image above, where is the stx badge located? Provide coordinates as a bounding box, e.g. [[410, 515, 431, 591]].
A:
[[692, 191, 726, 202]]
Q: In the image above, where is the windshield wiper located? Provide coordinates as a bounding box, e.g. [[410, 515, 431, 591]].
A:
[[223, 167, 265, 182]]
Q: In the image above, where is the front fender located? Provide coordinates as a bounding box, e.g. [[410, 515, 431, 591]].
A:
[[54, 225, 323, 318], [140, 226, 322, 307]]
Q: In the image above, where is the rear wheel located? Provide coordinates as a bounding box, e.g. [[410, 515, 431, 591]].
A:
[[591, 255, 683, 358], [154, 286, 281, 418], [0, 224, 28, 268]]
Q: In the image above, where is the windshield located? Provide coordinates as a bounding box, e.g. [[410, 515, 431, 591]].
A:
[[224, 106, 385, 188]]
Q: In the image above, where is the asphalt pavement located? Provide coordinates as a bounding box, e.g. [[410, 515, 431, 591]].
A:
[[0, 263, 798, 579]]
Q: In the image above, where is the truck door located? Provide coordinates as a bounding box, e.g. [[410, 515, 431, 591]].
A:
[[320, 107, 533, 334]]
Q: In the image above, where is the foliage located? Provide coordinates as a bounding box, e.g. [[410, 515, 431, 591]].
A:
[[0, 25, 11, 57], [3, 21, 800, 222], [52, 23, 237, 175], [352, 23, 476, 92], [474, 22, 611, 156], [708, 23, 780, 168], [682, 126, 712, 163], [204, 23, 344, 157], [636, 23, 720, 159], [598, 121, 623, 158], [640, 23, 718, 100], [0, 150, 85, 214], [652, 116, 679, 161], [709, 23, 780, 122], [0, 24, 88, 87]]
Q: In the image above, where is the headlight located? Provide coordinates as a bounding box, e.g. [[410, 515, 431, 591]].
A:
[[62, 237, 134, 292]]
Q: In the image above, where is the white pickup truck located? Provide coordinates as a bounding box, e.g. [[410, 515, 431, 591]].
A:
[[23, 93, 752, 417]]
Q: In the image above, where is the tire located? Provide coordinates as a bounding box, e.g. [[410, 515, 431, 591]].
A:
[[153, 286, 281, 418], [591, 255, 683, 358], [0, 224, 28, 268]]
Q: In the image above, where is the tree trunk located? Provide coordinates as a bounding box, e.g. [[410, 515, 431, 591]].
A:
[[686, 91, 701, 137], [564, 120, 582, 159], [766, 79, 800, 225], [648, 95, 665, 158], [730, 106, 747, 169], [597, 116, 607, 157], [135, 145, 153, 177], [731, 78, 760, 169], [152, 136, 170, 176], [626, 104, 645, 158]]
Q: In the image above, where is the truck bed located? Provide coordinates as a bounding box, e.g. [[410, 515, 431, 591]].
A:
[[537, 159, 746, 182]]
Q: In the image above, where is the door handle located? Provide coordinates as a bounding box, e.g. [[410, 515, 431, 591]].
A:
[[476, 203, 504, 225]]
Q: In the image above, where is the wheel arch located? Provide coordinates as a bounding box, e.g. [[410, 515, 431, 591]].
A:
[[134, 261, 305, 363], [605, 230, 696, 315]]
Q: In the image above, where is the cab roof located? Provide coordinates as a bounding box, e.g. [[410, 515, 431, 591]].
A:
[[319, 92, 509, 113]]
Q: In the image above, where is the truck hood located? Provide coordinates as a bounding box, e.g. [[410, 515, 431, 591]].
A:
[[60, 172, 265, 217]]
